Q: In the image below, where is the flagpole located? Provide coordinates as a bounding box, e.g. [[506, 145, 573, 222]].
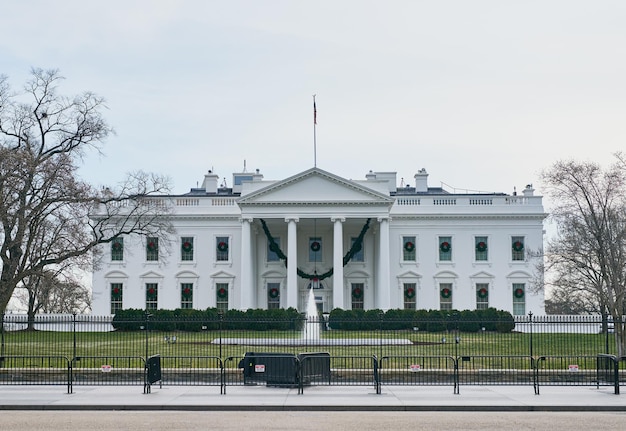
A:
[[313, 94, 317, 168]]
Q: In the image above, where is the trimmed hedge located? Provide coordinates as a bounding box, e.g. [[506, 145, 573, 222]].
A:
[[112, 307, 302, 332], [328, 307, 515, 333], [112, 307, 515, 333]]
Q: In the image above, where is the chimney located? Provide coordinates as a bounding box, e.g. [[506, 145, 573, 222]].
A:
[[202, 170, 219, 193], [414, 168, 429, 193], [522, 184, 535, 196]]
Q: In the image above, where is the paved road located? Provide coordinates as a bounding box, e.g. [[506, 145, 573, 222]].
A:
[[2, 411, 626, 431]]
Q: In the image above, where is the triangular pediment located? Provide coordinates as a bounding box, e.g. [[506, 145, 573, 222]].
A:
[[238, 167, 394, 206]]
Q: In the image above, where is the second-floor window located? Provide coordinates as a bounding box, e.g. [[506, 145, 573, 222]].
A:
[[146, 237, 159, 261], [216, 236, 229, 261], [402, 236, 416, 261], [181, 237, 194, 261], [439, 236, 452, 261], [475, 236, 488, 261], [111, 237, 124, 261], [512, 236, 525, 261]]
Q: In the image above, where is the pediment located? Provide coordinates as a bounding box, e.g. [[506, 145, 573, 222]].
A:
[[238, 167, 394, 206]]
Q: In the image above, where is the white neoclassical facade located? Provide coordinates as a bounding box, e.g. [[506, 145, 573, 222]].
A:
[[91, 167, 545, 316]]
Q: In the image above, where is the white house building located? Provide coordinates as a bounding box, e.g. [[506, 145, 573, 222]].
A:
[[91, 167, 545, 316]]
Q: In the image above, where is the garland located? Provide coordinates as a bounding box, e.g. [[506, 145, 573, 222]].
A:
[[260, 218, 371, 281]]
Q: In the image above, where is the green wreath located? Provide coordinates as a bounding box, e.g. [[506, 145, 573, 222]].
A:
[[269, 287, 279, 298], [477, 287, 488, 298], [147, 241, 157, 252], [405, 287, 416, 299], [112, 241, 122, 251], [512, 241, 524, 252], [111, 287, 121, 298], [476, 241, 487, 252], [217, 241, 229, 252], [182, 241, 193, 253], [182, 287, 192, 298], [440, 287, 451, 299], [404, 241, 415, 253], [217, 287, 228, 298], [352, 287, 364, 299], [147, 287, 157, 299], [310, 241, 321, 252], [514, 288, 525, 298], [440, 241, 451, 253]]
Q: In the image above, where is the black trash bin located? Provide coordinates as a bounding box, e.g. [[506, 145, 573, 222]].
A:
[[238, 352, 298, 386]]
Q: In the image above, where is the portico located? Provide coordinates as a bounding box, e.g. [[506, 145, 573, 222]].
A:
[[237, 168, 394, 312]]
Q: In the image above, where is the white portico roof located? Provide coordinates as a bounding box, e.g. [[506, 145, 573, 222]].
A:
[[237, 167, 394, 219]]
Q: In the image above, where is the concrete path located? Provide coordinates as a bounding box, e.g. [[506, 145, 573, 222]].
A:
[[0, 384, 624, 411]]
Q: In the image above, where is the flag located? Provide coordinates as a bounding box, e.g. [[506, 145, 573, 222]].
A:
[[313, 96, 317, 125]]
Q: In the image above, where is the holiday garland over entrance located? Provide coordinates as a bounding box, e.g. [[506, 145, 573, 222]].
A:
[[260, 218, 371, 281]]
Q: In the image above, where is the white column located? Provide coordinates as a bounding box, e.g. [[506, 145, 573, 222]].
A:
[[286, 217, 299, 309], [239, 218, 254, 310], [376, 217, 391, 310], [332, 217, 345, 310]]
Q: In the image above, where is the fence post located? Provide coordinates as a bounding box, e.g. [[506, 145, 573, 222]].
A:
[[218, 310, 224, 360], [0, 313, 4, 368], [143, 311, 151, 394], [528, 312, 534, 367]]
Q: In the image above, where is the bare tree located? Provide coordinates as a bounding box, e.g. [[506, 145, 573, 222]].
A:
[[541, 155, 626, 355], [15, 269, 91, 329], [0, 68, 173, 315]]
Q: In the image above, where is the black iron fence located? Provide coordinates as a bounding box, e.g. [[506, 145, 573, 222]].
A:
[[0, 313, 624, 394]]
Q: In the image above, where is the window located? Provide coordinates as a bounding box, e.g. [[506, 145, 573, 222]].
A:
[[351, 283, 364, 309], [475, 236, 488, 261], [110, 283, 123, 314], [146, 237, 159, 261], [267, 237, 281, 262], [512, 236, 525, 261], [111, 237, 124, 261], [181, 237, 194, 261], [439, 283, 453, 310], [438, 236, 452, 261], [216, 236, 229, 261], [181, 283, 193, 309], [512, 283, 525, 315], [146, 283, 158, 310], [309, 237, 322, 262], [402, 236, 416, 262], [404, 283, 417, 310], [351, 237, 364, 262], [216, 283, 229, 311], [267, 282, 280, 309], [476, 283, 489, 310]]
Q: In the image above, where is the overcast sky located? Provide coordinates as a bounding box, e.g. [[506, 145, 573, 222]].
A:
[[2, 0, 625, 201]]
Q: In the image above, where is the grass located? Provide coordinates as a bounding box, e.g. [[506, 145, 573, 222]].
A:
[[1, 328, 615, 370]]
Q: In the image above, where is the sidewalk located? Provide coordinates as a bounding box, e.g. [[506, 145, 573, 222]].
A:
[[0, 384, 624, 411]]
